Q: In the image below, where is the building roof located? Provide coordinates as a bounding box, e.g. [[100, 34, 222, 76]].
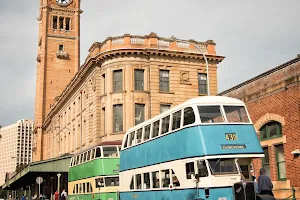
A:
[[219, 55, 300, 95]]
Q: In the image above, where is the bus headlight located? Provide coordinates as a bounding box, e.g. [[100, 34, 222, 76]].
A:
[[218, 198, 227, 200]]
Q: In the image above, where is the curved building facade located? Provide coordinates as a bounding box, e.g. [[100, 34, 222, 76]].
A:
[[34, 33, 225, 160]]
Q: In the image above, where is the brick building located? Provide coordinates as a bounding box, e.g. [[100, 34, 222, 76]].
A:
[[220, 55, 300, 198], [32, 0, 225, 161]]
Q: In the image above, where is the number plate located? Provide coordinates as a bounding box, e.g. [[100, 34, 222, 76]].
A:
[[225, 133, 238, 140]]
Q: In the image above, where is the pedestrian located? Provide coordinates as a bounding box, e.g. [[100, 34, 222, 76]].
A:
[[54, 190, 59, 200], [258, 168, 274, 196], [21, 194, 26, 200], [252, 175, 259, 193], [60, 189, 67, 200]]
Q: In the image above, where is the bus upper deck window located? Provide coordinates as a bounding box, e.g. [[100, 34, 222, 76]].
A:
[[224, 106, 250, 123], [172, 110, 181, 130], [144, 124, 151, 141], [103, 146, 118, 157], [123, 135, 128, 148], [128, 132, 135, 146], [136, 128, 143, 144], [183, 107, 195, 126], [152, 120, 160, 138], [161, 115, 170, 135], [198, 106, 224, 123]]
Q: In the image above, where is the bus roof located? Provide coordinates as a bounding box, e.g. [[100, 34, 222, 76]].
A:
[[74, 140, 122, 155], [126, 96, 245, 133]]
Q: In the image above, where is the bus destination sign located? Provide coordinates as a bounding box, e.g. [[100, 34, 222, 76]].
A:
[[221, 144, 246, 150]]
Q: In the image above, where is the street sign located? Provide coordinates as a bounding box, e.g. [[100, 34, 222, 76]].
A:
[[36, 177, 43, 184]]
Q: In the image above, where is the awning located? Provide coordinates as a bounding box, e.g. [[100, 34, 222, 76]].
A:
[[2, 154, 72, 190]]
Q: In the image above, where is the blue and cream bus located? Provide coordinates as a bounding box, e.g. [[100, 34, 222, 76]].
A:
[[119, 96, 264, 200]]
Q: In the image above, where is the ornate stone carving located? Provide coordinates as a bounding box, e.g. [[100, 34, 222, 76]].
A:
[[180, 71, 189, 83]]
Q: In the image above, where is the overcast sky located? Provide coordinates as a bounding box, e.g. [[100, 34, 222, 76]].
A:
[[0, 1, 299, 126]]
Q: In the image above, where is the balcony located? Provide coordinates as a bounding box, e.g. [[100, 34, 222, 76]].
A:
[[56, 50, 69, 59]]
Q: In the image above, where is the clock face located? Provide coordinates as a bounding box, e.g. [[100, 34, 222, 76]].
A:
[[56, 0, 72, 5]]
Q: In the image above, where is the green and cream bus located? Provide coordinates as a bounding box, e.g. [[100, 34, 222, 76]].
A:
[[68, 141, 122, 200]]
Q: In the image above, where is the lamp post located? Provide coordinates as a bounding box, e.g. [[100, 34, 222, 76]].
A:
[[57, 173, 61, 194], [169, 37, 210, 96]]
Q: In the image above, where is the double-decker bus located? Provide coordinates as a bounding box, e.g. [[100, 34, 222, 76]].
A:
[[68, 141, 122, 200], [119, 96, 264, 200]]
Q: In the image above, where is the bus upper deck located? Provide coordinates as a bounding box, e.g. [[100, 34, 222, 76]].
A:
[[120, 96, 264, 171]]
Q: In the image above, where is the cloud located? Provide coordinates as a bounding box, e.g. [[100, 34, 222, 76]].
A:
[[0, 0, 299, 126]]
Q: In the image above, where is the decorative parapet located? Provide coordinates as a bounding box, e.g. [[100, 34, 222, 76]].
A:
[[87, 32, 215, 58], [56, 50, 69, 58]]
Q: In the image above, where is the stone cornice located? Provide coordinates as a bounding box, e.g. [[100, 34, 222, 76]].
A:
[[47, 34, 77, 40]]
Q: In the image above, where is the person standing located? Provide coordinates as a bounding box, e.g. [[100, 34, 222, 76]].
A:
[[60, 189, 67, 200], [258, 168, 274, 196], [54, 190, 59, 200]]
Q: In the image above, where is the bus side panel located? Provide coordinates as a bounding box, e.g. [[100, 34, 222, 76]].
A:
[[120, 125, 263, 171], [120, 187, 234, 200], [68, 158, 120, 181], [69, 192, 118, 200]]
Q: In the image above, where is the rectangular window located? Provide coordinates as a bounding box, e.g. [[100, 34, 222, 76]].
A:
[[262, 147, 270, 176], [136, 174, 142, 189], [113, 104, 123, 132], [65, 17, 70, 31], [95, 147, 101, 158], [144, 124, 151, 141], [161, 169, 170, 188], [136, 128, 143, 144], [105, 177, 119, 187], [128, 132, 135, 146], [134, 69, 144, 91], [198, 106, 224, 123], [171, 170, 180, 186], [172, 110, 181, 130], [102, 146, 118, 157], [143, 173, 150, 189], [59, 17, 64, 29], [52, 16, 58, 29], [276, 144, 286, 180], [152, 171, 160, 188], [95, 178, 104, 188], [224, 106, 250, 123], [160, 104, 170, 114], [186, 162, 195, 179], [113, 70, 123, 92], [184, 107, 195, 126], [59, 45, 64, 51], [161, 116, 170, 135], [198, 73, 208, 94], [159, 70, 170, 92], [135, 104, 145, 125], [152, 120, 160, 138]]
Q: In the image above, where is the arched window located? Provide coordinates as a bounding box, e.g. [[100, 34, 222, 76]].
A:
[[259, 121, 282, 140]]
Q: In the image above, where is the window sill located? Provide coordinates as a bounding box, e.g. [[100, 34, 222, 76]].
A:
[[112, 131, 125, 135], [260, 135, 286, 147], [130, 90, 150, 94], [159, 91, 175, 94], [109, 90, 127, 95], [198, 93, 208, 96]]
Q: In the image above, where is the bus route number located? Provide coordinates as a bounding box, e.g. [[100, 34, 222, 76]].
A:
[[225, 133, 238, 141]]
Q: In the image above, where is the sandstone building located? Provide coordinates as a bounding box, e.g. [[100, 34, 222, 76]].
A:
[[32, 0, 225, 161], [0, 119, 34, 185], [220, 55, 300, 198]]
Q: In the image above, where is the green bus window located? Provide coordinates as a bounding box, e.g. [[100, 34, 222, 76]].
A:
[[144, 124, 151, 141], [161, 169, 170, 188], [90, 182, 93, 192], [136, 128, 143, 144], [82, 183, 86, 193], [118, 146, 121, 156], [183, 107, 195, 126], [152, 120, 160, 138], [79, 183, 82, 193], [95, 147, 101, 158], [73, 185, 75, 194], [151, 171, 159, 188], [161, 116, 170, 135], [136, 174, 142, 189], [81, 154, 84, 163], [103, 147, 118, 157], [171, 170, 180, 186], [87, 182, 90, 193], [75, 184, 78, 194], [75, 155, 79, 165], [172, 110, 181, 131], [87, 151, 91, 161], [83, 152, 87, 162], [105, 177, 119, 187], [91, 149, 95, 159], [95, 177, 104, 188]]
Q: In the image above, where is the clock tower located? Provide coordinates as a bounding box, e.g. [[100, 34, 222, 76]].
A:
[[33, 0, 81, 161]]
